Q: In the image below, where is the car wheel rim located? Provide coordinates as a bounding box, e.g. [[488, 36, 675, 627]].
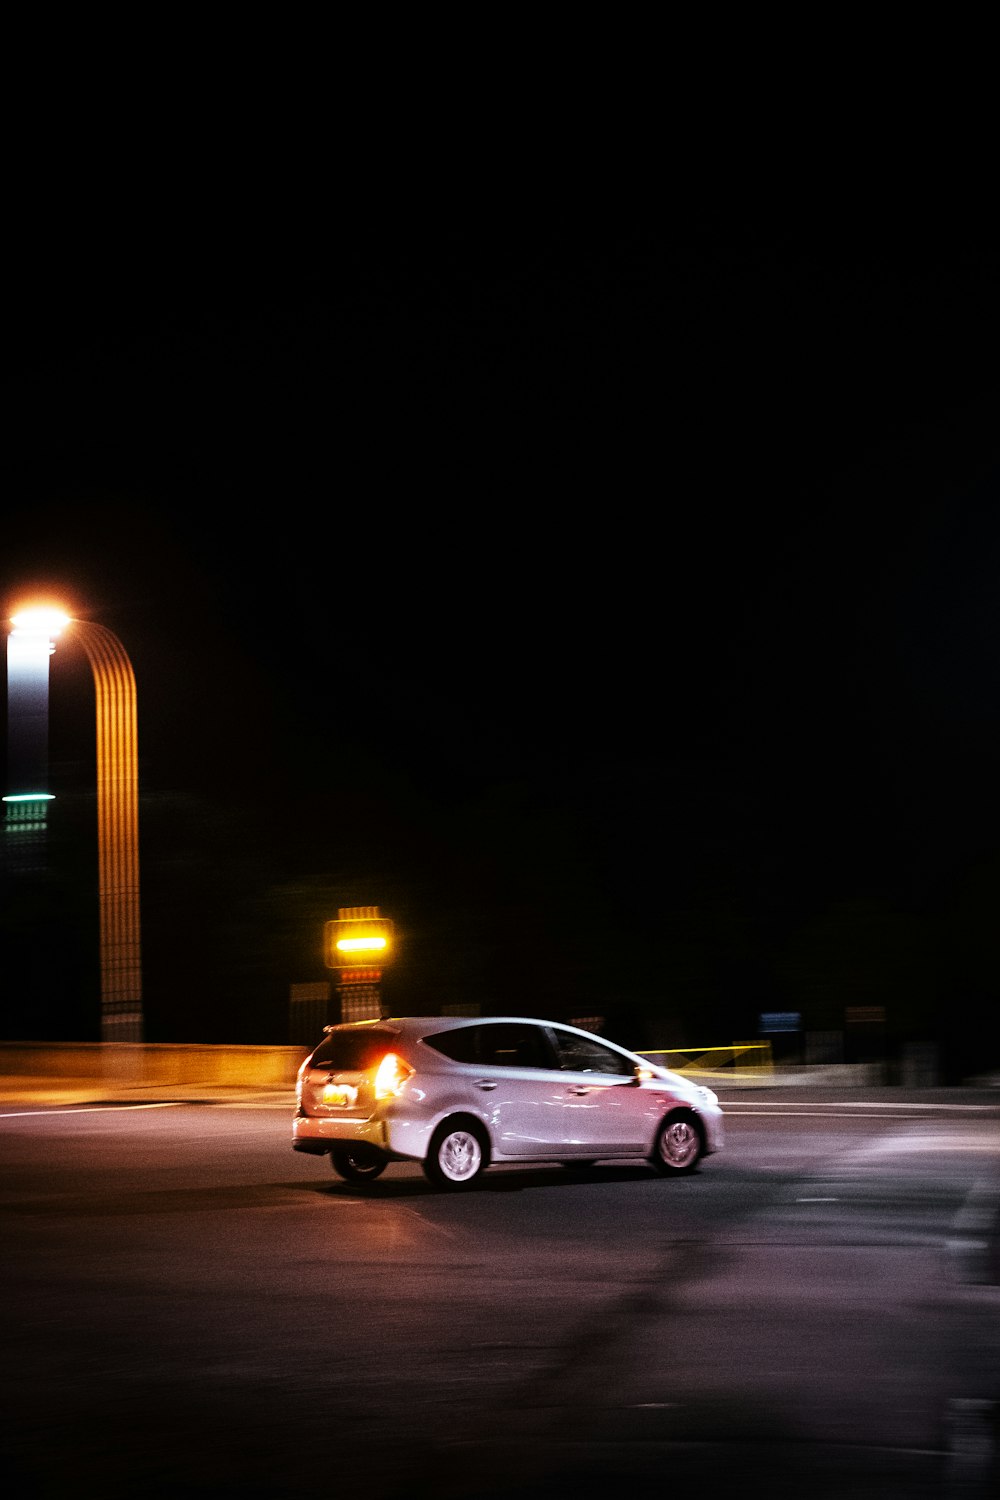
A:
[[350, 1154, 382, 1178], [439, 1130, 481, 1181], [660, 1121, 698, 1167]]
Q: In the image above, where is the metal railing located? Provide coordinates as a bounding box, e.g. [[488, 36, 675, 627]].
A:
[[638, 1041, 774, 1079]]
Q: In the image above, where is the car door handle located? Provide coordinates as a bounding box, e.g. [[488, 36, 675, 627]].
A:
[[475, 1080, 498, 1090]]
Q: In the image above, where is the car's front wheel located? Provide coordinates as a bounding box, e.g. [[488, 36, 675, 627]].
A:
[[423, 1119, 488, 1190], [331, 1143, 388, 1182], [650, 1110, 704, 1174]]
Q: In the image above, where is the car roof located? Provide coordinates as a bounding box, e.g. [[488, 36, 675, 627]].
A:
[[328, 1015, 626, 1041]]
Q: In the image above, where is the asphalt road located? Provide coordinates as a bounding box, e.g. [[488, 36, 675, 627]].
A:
[[1, 1086, 998, 1499]]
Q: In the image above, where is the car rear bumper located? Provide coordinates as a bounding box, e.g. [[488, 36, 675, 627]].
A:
[[293, 1106, 442, 1161], [292, 1137, 329, 1155], [293, 1113, 390, 1150]]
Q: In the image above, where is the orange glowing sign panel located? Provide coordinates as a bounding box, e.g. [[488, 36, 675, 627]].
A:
[[324, 914, 394, 969]]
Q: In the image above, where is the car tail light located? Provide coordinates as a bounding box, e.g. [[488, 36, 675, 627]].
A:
[[374, 1052, 414, 1100]]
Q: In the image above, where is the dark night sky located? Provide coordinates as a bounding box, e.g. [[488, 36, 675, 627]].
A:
[[3, 204, 999, 1067]]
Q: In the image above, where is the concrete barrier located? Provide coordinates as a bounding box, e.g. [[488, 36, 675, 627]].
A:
[[1, 1042, 990, 1098], [0, 1041, 310, 1091]]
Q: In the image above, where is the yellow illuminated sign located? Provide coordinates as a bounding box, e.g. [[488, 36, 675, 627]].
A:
[[324, 912, 395, 969]]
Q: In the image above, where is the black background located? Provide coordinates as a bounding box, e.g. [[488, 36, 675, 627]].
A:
[[3, 190, 999, 1076]]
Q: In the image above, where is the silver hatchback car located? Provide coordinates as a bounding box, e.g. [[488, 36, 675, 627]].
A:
[[293, 1015, 724, 1189]]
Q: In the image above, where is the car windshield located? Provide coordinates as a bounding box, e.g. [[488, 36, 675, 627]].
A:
[[309, 1030, 395, 1071]]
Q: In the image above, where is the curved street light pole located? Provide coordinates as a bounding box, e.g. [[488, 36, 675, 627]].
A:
[[5, 608, 144, 1043], [74, 622, 143, 1043]]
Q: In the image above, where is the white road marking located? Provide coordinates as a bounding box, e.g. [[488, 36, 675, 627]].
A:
[[724, 1101, 999, 1111], [725, 1110, 925, 1119], [0, 1102, 183, 1118]]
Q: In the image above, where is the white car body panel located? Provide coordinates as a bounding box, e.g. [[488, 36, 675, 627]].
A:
[[292, 1015, 724, 1175]]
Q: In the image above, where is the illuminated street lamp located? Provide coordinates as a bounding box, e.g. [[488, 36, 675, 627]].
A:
[[5, 606, 143, 1043], [3, 606, 64, 862]]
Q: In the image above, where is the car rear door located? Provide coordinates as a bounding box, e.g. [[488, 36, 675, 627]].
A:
[[462, 1022, 572, 1157]]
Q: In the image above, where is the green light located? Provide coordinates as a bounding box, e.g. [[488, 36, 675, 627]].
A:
[[2, 793, 55, 803]]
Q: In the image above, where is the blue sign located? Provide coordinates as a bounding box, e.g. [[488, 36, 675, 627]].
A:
[[759, 1012, 801, 1033]]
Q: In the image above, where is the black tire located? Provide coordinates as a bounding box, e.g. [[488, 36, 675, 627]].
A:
[[331, 1143, 388, 1182], [650, 1110, 704, 1175], [423, 1119, 489, 1190]]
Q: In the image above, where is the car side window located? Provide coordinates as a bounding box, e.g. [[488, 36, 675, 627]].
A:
[[422, 1026, 483, 1064], [422, 1023, 558, 1069], [549, 1030, 635, 1076], [478, 1023, 555, 1069]]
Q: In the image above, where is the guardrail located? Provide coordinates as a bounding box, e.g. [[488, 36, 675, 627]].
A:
[[0, 1037, 776, 1094], [638, 1041, 774, 1079], [0, 1041, 309, 1090]]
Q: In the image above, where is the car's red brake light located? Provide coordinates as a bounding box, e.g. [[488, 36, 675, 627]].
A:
[[374, 1052, 414, 1099]]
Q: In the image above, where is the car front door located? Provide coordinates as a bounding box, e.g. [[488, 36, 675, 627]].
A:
[[542, 1027, 659, 1156]]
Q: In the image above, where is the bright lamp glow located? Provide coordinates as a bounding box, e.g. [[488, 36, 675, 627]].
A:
[[336, 936, 388, 953], [374, 1052, 413, 1099], [10, 607, 71, 639]]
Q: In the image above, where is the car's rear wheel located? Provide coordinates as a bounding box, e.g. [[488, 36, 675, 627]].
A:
[[423, 1119, 488, 1190], [650, 1110, 704, 1174], [331, 1143, 388, 1182]]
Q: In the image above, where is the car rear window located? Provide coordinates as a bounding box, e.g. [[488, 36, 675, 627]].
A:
[[308, 1030, 396, 1070]]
